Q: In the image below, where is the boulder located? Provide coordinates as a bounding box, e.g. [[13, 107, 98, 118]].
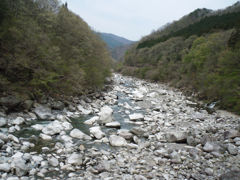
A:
[[130, 127, 146, 136], [203, 141, 222, 153], [0, 132, 8, 142], [22, 100, 33, 111], [52, 101, 65, 110], [8, 134, 19, 143], [12, 117, 25, 125], [0, 139, 5, 148], [70, 129, 92, 140], [0, 96, 21, 110], [109, 135, 127, 147], [224, 130, 240, 139], [165, 131, 187, 143], [220, 171, 240, 180], [98, 106, 113, 124], [62, 121, 73, 130], [34, 105, 52, 120], [117, 129, 133, 140], [67, 153, 83, 166], [31, 124, 44, 131], [11, 155, 31, 176], [84, 116, 99, 125], [105, 121, 121, 128], [48, 157, 59, 167], [129, 113, 144, 121], [0, 117, 7, 127], [89, 126, 105, 139], [0, 163, 11, 172], [77, 105, 92, 115], [39, 133, 52, 141], [227, 144, 238, 155], [42, 121, 63, 135]]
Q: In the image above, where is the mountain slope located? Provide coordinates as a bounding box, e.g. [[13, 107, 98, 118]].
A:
[[97, 32, 134, 61], [0, 0, 111, 101], [122, 3, 240, 114]]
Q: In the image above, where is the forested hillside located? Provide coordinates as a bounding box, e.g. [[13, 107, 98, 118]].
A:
[[0, 0, 111, 100], [122, 3, 240, 114], [98, 33, 134, 61]]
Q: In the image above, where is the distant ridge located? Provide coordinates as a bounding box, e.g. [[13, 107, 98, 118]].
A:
[[97, 32, 134, 61]]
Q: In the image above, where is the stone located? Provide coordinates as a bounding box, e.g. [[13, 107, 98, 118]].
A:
[[62, 121, 73, 130], [205, 168, 214, 176], [77, 105, 92, 115], [70, 129, 92, 140], [0, 163, 11, 172], [132, 90, 144, 100], [105, 121, 121, 128], [32, 155, 43, 165], [203, 141, 222, 153], [39, 133, 52, 141], [0, 117, 7, 127], [31, 124, 44, 131], [42, 120, 63, 135], [12, 117, 25, 125], [89, 126, 105, 139], [98, 106, 113, 124], [130, 127, 146, 136], [11, 157, 30, 176], [0, 132, 8, 142], [165, 131, 187, 143], [224, 130, 240, 139], [135, 175, 147, 180], [7, 177, 19, 180], [129, 113, 144, 121], [22, 100, 33, 110], [34, 105, 52, 120], [118, 129, 133, 140], [49, 157, 59, 167], [84, 116, 99, 125], [187, 136, 198, 146], [8, 134, 19, 143], [67, 153, 83, 166], [0, 96, 21, 110], [227, 144, 238, 155], [52, 101, 65, 110], [109, 135, 127, 147], [0, 139, 4, 147], [220, 171, 240, 180]]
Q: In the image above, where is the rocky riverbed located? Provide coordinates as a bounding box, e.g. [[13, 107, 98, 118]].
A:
[[0, 74, 240, 180]]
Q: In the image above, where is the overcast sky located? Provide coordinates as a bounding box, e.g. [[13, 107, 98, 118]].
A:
[[66, 0, 238, 41]]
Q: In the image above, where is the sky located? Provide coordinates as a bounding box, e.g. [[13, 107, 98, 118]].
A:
[[65, 0, 238, 41]]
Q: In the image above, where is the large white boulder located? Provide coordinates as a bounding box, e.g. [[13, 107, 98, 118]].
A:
[[77, 105, 92, 115], [34, 105, 52, 120], [98, 106, 113, 124], [12, 117, 25, 125], [89, 126, 105, 139], [129, 113, 144, 121], [70, 129, 92, 140], [42, 121, 63, 135], [105, 121, 121, 128], [109, 135, 127, 147], [84, 116, 99, 125], [67, 153, 83, 166]]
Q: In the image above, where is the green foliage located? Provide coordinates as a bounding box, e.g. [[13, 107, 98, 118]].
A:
[[0, 0, 111, 97], [124, 28, 239, 114], [137, 11, 240, 49]]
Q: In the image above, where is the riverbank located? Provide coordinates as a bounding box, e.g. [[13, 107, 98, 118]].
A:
[[0, 74, 239, 179]]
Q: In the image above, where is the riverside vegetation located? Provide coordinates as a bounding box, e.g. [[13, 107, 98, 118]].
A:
[[0, 0, 111, 102], [120, 2, 240, 114]]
